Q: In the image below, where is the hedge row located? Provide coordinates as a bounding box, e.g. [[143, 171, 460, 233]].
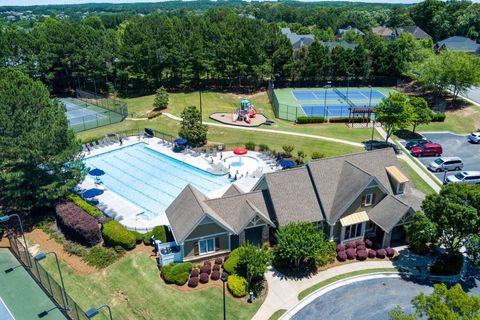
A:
[[162, 262, 193, 285], [431, 112, 446, 122], [223, 248, 240, 274], [67, 194, 103, 218], [336, 246, 395, 262], [143, 225, 168, 245], [296, 116, 325, 124], [55, 201, 101, 247], [102, 220, 136, 250]]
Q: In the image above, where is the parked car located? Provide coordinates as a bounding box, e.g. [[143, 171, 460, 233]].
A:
[[405, 138, 432, 150], [445, 171, 480, 184], [468, 132, 480, 144], [410, 143, 443, 157], [427, 157, 463, 172]]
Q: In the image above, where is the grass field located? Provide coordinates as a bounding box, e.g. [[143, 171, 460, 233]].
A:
[[398, 159, 436, 195], [40, 253, 262, 320], [417, 106, 480, 134]]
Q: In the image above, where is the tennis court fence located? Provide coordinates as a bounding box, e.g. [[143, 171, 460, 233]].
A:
[[76, 89, 128, 119], [7, 235, 90, 320]]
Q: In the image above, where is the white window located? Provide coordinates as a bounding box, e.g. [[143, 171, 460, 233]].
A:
[[344, 223, 363, 240], [397, 182, 405, 194], [364, 193, 373, 206], [198, 238, 215, 255]]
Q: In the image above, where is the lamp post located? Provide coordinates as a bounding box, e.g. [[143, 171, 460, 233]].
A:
[[324, 81, 332, 119], [221, 272, 229, 320], [0, 214, 32, 268], [34, 252, 68, 311], [346, 71, 351, 98], [85, 304, 113, 320], [370, 118, 376, 151]]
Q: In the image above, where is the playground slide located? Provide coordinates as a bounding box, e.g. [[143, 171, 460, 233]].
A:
[[249, 108, 257, 118]]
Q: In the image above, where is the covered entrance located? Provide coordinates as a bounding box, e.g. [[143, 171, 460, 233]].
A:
[[245, 226, 263, 246]]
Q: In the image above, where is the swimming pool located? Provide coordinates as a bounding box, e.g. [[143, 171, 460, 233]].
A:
[[84, 143, 231, 219]]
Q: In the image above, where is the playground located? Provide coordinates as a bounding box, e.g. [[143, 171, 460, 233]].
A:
[[272, 87, 395, 121], [209, 98, 269, 127]]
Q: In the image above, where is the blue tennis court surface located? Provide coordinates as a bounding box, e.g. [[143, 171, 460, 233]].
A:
[[59, 98, 106, 125], [293, 88, 386, 101], [300, 105, 353, 117]]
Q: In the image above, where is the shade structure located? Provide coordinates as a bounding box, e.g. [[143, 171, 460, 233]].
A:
[[279, 159, 295, 169], [340, 211, 369, 227], [88, 168, 105, 176], [174, 138, 188, 145], [233, 148, 248, 155], [82, 188, 104, 198]]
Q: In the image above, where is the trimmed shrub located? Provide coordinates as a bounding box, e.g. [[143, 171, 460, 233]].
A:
[[213, 264, 221, 271], [311, 152, 324, 160], [385, 247, 395, 258], [336, 244, 346, 252], [190, 269, 199, 278], [204, 261, 212, 266], [355, 240, 365, 247], [200, 265, 211, 275], [345, 242, 356, 249], [368, 250, 377, 259], [337, 251, 347, 262], [227, 275, 248, 297], [245, 142, 256, 151], [188, 277, 199, 288], [143, 225, 169, 245], [67, 194, 103, 218], [296, 116, 325, 124], [211, 270, 221, 280], [346, 248, 356, 260], [431, 112, 446, 122], [258, 144, 269, 151], [199, 273, 209, 284], [102, 220, 136, 250], [215, 258, 223, 265], [356, 245, 366, 251], [131, 231, 144, 244], [356, 250, 367, 261], [162, 262, 193, 285], [376, 249, 386, 259], [55, 201, 101, 247], [223, 249, 240, 274], [365, 239, 373, 248]]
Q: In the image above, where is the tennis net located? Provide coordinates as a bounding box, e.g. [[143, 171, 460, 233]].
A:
[[333, 87, 356, 108]]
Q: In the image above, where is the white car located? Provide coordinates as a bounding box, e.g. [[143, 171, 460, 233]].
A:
[[445, 171, 480, 184], [428, 157, 463, 172], [468, 132, 480, 143]]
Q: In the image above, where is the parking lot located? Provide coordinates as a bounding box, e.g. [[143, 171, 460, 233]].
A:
[[402, 132, 480, 182]]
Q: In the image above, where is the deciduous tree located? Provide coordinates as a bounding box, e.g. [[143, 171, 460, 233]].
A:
[[409, 97, 432, 133], [375, 92, 413, 142]]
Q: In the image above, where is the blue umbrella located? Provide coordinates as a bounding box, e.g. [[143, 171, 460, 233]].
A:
[[82, 188, 104, 198], [279, 159, 295, 169], [174, 138, 188, 145], [89, 168, 105, 176]]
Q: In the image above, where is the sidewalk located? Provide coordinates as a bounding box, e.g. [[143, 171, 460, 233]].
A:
[[162, 112, 364, 148], [375, 127, 441, 193], [252, 261, 394, 320]]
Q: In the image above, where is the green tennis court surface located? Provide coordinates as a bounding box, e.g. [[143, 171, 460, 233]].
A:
[[0, 249, 66, 320]]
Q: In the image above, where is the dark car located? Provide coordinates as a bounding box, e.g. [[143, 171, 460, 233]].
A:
[[405, 139, 432, 150], [411, 143, 443, 157], [365, 140, 401, 155]]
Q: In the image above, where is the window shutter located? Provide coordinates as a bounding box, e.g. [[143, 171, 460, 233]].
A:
[[194, 241, 199, 256], [215, 238, 220, 251], [361, 195, 366, 206]]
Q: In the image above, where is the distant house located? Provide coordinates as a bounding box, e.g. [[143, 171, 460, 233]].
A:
[[372, 26, 394, 38], [435, 36, 480, 54], [281, 27, 315, 50], [321, 40, 358, 50], [337, 25, 364, 37], [395, 25, 431, 40], [166, 149, 423, 261]]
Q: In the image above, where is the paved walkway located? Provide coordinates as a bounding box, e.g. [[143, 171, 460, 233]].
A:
[[252, 261, 394, 320], [375, 127, 441, 193], [162, 112, 364, 147]]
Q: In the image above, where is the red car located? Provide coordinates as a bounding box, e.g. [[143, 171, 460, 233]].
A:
[[411, 143, 443, 157]]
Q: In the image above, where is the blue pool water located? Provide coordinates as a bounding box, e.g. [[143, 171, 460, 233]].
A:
[[84, 143, 231, 219]]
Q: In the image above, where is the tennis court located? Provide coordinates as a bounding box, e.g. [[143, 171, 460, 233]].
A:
[[0, 248, 66, 320], [59, 97, 123, 132], [272, 87, 394, 120]]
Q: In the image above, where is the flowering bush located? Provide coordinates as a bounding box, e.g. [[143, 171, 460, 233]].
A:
[[55, 201, 101, 247], [337, 251, 347, 262], [365, 239, 373, 248], [376, 249, 386, 259], [345, 241, 356, 249], [356, 250, 367, 261], [385, 247, 395, 258], [200, 265, 212, 275], [211, 270, 221, 280], [356, 244, 366, 251], [346, 248, 356, 260], [355, 240, 365, 247], [336, 244, 346, 252], [368, 250, 377, 259], [188, 277, 199, 288], [199, 273, 209, 284], [213, 264, 220, 271], [190, 269, 199, 278]]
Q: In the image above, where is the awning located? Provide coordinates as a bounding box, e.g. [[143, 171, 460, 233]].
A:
[[386, 166, 409, 184], [340, 211, 369, 227]]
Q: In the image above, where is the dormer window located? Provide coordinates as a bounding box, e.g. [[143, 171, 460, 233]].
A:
[[386, 166, 409, 195], [364, 193, 373, 206], [397, 182, 406, 194]]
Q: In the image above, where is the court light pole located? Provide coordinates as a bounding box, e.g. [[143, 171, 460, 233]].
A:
[[0, 214, 32, 268], [346, 71, 351, 98], [324, 81, 331, 119], [85, 304, 113, 320], [199, 81, 203, 124], [368, 85, 373, 108], [34, 252, 68, 311]]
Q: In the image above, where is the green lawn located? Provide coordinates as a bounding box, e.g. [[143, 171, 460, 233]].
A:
[[398, 159, 436, 195], [417, 106, 480, 134], [40, 253, 262, 320], [268, 309, 287, 320]]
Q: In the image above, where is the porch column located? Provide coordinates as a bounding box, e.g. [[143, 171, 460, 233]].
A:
[[261, 225, 269, 243], [329, 224, 334, 241], [239, 230, 246, 244], [382, 232, 391, 247]]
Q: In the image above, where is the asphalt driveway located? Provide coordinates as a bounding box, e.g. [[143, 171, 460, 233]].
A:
[[403, 132, 480, 181]]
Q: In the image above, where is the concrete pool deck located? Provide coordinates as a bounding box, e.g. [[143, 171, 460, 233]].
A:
[[79, 136, 276, 232]]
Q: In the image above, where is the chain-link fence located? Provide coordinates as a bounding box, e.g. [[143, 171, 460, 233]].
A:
[[8, 235, 90, 320]]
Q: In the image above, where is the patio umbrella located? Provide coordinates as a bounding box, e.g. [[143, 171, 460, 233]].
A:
[[88, 168, 105, 176], [233, 147, 248, 155], [82, 188, 104, 198], [279, 159, 295, 169], [174, 138, 188, 145]]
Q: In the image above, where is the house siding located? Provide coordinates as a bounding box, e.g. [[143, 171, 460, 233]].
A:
[[183, 233, 229, 258], [185, 223, 227, 241]]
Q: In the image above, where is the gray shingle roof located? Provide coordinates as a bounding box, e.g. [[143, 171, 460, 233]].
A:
[[397, 25, 431, 39], [262, 166, 323, 225], [435, 36, 480, 53], [367, 195, 412, 232], [222, 184, 243, 197], [321, 41, 357, 50]]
